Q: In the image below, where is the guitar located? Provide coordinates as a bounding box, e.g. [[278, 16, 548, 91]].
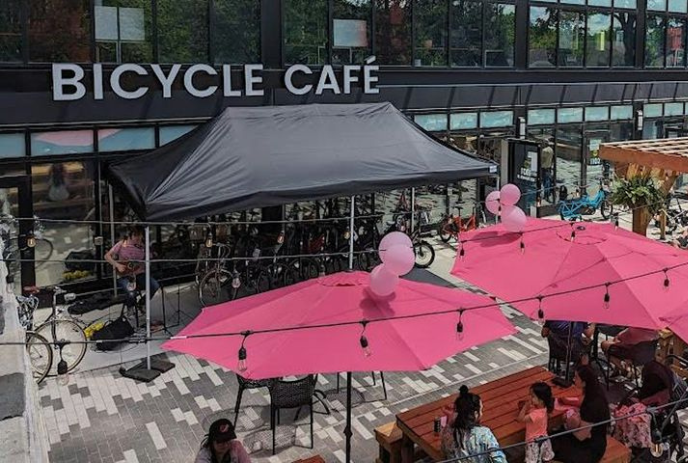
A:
[[114, 258, 143, 277]]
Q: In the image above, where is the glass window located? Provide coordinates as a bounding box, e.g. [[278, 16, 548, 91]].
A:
[[556, 126, 583, 195], [665, 102, 685, 115], [375, 0, 412, 65], [31, 130, 94, 156], [157, 0, 209, 63], [529, 7, 557, 68], [214, 0, 261, 64], [450, 113, 479, 130], [480, 111, 514, 128], [586, 13, 611, 67], [332, 0, 371, 65], [559, 11, 585, 67], [610, 105, 633, 119], [646, 15, 666, 67], [561, 0, 586, 5], [451, 0, 482, 67], [528, 109, 556, 125], [31, 161, 96, 288], [414, 0, 448, 66], [0, 1, 22, 62], [0, 133, 25, 158], [648, 0, 667, 10], [613, 12, 636, 67], [414, 114, 448, 131], [589, 0, 612, 5], [95, 0, 153, 63], [284, 0, 327, 65], [585, 106, 609, 121], [28, 0, 91, 62], [667, 17, 686, 67], [614, 0, 636, 7], [485, 4, 515, 67], [669, 0, 688, 12], [558, 107, 584, 123], [159, 125, 197, 145], [644, 103, 664, 117], [98, 128, 155, 152]]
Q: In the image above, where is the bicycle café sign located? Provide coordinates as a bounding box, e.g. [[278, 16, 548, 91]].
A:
[[51, 58, 380, 101]]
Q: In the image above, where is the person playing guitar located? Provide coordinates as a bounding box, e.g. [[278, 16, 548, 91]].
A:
[[105, 225, 159, 308]]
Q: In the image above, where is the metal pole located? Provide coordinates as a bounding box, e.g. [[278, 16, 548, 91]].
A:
[[345, 372, 353, 463], [145, 225, 151, 370], [109, 185, 117, 296], [410, 187, 416, 235], [349, 196, 355, 270]]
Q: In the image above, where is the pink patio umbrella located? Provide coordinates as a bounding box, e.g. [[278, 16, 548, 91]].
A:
[[451, 218, 688, 329], [163, 271, 515, 461], [661, 306, 688, 345]]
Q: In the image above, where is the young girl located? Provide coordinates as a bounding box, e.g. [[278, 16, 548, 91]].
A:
[[518, 382, 555, 463]]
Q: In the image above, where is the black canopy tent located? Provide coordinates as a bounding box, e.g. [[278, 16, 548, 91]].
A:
[[106, 102, 496, 462], [106, 102, 496, 221]]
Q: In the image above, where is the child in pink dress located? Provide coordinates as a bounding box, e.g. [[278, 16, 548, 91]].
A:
[[518, 382, 555, 463]]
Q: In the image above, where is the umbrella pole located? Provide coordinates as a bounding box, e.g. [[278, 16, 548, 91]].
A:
[[349, 196, 355, 270], [145, 225, 151, 370], [564, 322, 574, 383], [109, 184, 117, 296], [345, 372, 352, 463], [411, 188, 415, 235]]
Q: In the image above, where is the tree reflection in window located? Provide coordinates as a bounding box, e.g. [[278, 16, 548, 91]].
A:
[[375, 0, 412, 65], [529, 7, 557, 68], [157, 0, 208, 63], [415, 0, 448, 66], [284, 0, 328, 65], [214, 0, 260, 64], [558, 10, 585, 67], [0, 0, 21, 62], [612, 12, 636, 67], [646, 15, 666, 67], [28, 0, 91, 62]]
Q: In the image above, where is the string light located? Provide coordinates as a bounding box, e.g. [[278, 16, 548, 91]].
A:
[[570, 223, 576, 242], [520, 233, 525, 254], [359, 321, 372, 357], [663, 269, 670, 289], [237, 331, 250, 372], [614, 213, 620, 229], [603, 283, 611, 309], [536, 196, 542, 208], [537, 296, 545, 325], [459, 241, 465, 260], [26, 230, 36, 248], [231, 270, 241, 290], [126, 275, 136, 292], [205, 231, 213, 248], [456, 309, 465, 342]]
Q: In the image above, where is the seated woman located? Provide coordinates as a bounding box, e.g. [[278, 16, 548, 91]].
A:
[[551, 365, 610, 463], [195, 418, 251, 463], [440, 385, 507, 462], [601, 327, 658, 378]]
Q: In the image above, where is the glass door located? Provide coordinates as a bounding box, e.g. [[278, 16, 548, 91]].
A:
[[0, 175, 35, 290], [583, 130, 611, 198], [508, 139, 541, 215]]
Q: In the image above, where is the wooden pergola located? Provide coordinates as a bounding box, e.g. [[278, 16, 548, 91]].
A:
[[600, 137, 688, 236]]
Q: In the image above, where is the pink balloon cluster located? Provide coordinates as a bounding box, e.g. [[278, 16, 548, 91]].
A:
[[485, 184, 527, 233], [370, 232, 415, 297]]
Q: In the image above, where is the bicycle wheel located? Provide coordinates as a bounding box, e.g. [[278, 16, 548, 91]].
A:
[[413, 241, 435, 269], [233, 265, 271, 300], [33, 238, 54, 270], [26, 331, 52, 384], [599, 198, 610, 220], [35, 320, 87, 373], [198, 269, 233, 307], [439, 220, 454, 243], [267, 262, 298, 289]]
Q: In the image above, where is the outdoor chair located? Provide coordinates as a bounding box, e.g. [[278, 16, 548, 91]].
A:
[[234, 374, 276, 422], [269, 375, 315, 455], [545, 335, 590, 377], [605, 339, 659, 389]]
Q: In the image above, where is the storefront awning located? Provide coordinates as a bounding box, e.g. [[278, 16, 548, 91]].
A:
[[106, 102, 496, 221]]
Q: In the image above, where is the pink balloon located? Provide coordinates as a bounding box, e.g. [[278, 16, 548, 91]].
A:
[[501, 205, 527, 232], [379, 231, 412, 263], [369, 264, 399, 297], [383, 244, 415, 276], [500, 184, 521, 207], [485, 191, 501, 215]]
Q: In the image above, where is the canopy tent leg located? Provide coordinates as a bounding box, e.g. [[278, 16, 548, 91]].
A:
[[109, 184, 117, 296], [411, 188, 416, 234], [349, 196, 355, 270], [145, 225, 151, 370], [345, 372, 353, 463]]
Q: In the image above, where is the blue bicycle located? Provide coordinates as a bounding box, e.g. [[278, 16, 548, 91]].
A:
[[558, 181, 612, 221]]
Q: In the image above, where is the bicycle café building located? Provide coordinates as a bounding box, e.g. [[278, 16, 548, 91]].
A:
[[3, 0, 688, 292]]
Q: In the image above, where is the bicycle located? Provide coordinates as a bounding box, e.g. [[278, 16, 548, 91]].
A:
[[0, 214, 54, 271], [438, 206, 484, 243], [27, 285, 87, 376], [558, 180, 612, 221], [16, 293, 52, 384]]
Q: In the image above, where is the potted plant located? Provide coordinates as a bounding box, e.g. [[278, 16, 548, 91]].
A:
[[610, 176, 667, 236]]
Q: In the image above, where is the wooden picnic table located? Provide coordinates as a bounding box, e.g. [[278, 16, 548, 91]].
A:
[[396, 366, 582, 462]]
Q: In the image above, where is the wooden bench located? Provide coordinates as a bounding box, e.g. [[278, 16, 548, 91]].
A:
[[375, 421, 402, 463], [601, 435, 632, 463]]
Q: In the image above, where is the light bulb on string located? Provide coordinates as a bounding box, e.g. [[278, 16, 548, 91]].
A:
[[603, 283, 611, 309], [663, 269, 670, 289], [459, 241, 465, 260], [205, 231, 213, 248], [359, 321, 372, 357], [126, 276, 136, 292], [456, 310, 465, 342], [536, 195, 542, 208], [537, 296, 545, 326], [650, 442, 667, 458], [318, 264, 326, 278], [520, 234, 525, 254], [570, 224, 576, 242], [26, 230, 36, 248], [237, 331, 251, 372], [614, 213, 619, 229], [231, 270, 241, 290]]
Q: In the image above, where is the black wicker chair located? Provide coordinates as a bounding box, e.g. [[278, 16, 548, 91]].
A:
[[269, 376, 315, 455], [234, 374, 275, 422], [605, 339, 659, 389], [336, 372, 388, 400]]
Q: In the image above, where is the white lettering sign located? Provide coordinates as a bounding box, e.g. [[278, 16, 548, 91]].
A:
[[51, 61, 379, 101]]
